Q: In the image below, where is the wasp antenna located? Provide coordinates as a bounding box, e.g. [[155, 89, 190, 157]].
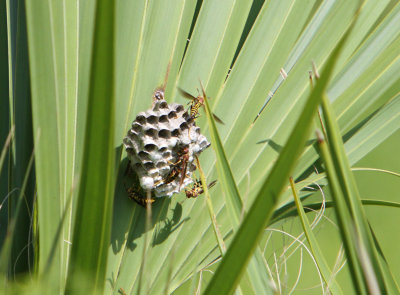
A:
[[152, 62, 172, 104], [162, 61, 172, 89]]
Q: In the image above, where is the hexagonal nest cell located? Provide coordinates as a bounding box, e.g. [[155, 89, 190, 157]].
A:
[[123, 99, 210, 198]]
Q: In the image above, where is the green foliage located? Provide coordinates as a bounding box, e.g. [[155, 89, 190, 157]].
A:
[[1, 0, 400, 294], [65, 0, 115, 294]]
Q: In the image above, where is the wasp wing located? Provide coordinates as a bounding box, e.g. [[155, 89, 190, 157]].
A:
[[178, 87, 196, 100]]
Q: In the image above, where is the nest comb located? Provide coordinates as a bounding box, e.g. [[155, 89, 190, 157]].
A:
[[123, 99, 210, 198]]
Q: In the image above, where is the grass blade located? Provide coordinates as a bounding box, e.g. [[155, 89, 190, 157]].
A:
[[65, 0, 115, 293], [0, 149, 34, 288], [318, 89, 400, 293], [195, 157, 226, 255], [289, 177, 343, 294], [0, 128, 13, 174], [25, 0, 64, 284], [203, 84, 273, 294], [6, 0, 35, 276], [317, 130, 371, 294], [202, 86, 242, 227]]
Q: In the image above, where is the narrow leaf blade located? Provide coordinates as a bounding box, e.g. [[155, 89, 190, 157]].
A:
[[65, 0, 115, 293]]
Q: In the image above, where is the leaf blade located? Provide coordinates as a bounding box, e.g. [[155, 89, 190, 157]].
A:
[[65, 0, 115, 293]]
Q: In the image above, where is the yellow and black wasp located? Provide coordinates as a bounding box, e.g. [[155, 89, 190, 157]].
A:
[[178, 83, 224, 124], [185, 179, 217, 198], [163, 165, 180, 184], [125, 183, 155, 207], [164, 145, 190, 190], [124, 160, 155, 207]]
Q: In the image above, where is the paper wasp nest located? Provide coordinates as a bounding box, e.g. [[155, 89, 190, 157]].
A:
[[123, 99, 210, 198]]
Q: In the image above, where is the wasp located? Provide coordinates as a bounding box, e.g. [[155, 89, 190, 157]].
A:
[[125, 183, 155, 207], [164, 145, 190, 189], [185, 179, 217, 198], [163, 164, 180, 184], [178, 83, 224, 124], [152, 62, 171, 104], [153, 88, 165, 101]]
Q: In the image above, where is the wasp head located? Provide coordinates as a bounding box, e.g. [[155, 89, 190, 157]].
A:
[[153, 88, 165, 101]]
